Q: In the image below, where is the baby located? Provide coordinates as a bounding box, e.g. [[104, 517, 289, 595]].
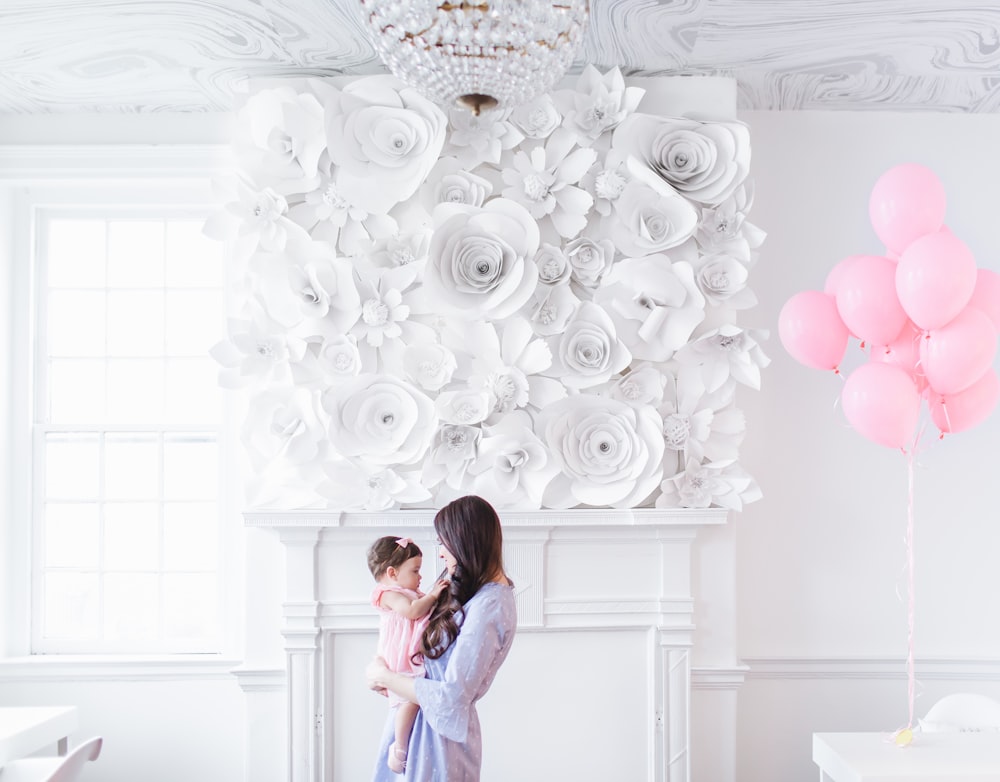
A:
[[367, 536, 449, 773]]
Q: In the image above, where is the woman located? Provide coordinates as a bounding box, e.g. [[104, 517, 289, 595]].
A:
[[366, 495, 517, 781]]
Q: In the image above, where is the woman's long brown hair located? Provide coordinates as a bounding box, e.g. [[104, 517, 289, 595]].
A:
[[421, 495, 505, 659]]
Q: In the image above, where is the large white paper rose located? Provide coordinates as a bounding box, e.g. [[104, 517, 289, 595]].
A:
[[595, 255, 706, 362], [243, 387, 328, 471], [541, 395, 665, 508], [469, 411, 559, 508], [236, 86, 326, 194], [546, 301, 631, 389], [424, 199, 540, 320], [614, 114, 751, 205], [322, 374, 435, 468], [325, 76, 447, 214], [609, 174, 698, 256]]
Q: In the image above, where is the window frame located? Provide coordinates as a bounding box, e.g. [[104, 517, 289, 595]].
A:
[[0, 142, 244, 664]]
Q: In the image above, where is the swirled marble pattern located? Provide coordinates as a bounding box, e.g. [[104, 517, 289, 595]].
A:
[[2, 0, 1000, 112]]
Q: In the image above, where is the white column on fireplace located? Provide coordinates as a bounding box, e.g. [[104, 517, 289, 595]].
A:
[[245, 508, 735, 782]]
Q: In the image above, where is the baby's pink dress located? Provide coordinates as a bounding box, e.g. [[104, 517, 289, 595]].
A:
[[371, 585, 428, 706]]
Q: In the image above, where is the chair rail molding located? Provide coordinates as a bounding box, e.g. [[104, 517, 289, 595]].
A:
[[246, 507, 737, 782]]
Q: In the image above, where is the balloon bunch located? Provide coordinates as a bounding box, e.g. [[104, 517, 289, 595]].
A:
[[779, 163, 1000, 449]]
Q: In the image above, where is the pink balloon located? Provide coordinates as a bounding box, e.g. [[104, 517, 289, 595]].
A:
[[929, 367, 1000, 434], [869, 163, 946, 256], [969, 268, 1000, 331], [841, 362, 921, 449], [895, 230, 977, 330], [824, 255, 858, 297], [835, 254, 908, 345], [920, 306, 998, 395], [871, 320, 927, 393], [779, 290, 850, 371]]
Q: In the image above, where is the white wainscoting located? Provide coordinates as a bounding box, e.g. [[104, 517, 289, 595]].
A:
[[245, 508, 736, 782]]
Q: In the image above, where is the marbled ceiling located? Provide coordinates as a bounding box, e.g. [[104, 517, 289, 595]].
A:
[[2, 0, 999, 114]]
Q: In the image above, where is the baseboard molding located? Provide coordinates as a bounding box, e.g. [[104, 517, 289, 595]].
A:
[[742, 657, 1000, 680]]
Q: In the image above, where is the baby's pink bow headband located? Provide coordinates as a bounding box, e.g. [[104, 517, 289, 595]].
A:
[[395, 537, 413, 548]]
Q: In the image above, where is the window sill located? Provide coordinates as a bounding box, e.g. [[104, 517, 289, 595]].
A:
[[0, 654, 244, 682]]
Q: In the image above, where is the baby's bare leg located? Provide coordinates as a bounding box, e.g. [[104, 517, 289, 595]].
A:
[[388, 702, 419, 773]]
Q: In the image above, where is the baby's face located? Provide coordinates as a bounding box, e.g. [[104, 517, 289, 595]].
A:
[[393, 555, 423, 592]]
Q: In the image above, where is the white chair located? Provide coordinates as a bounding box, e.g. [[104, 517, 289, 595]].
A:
[[919, 693, 1000, 733], [0, 736, 102, 782]]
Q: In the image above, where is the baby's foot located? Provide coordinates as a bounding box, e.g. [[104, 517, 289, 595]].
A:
[[387, 742, 407, 774]]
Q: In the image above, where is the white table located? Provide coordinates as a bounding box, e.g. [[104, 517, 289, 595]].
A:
[[0, 706, 78, 767], [814, 731, 1000, 781]]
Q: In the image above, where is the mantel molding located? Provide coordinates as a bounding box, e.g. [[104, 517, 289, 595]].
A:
[[244, 507, 729, 529]]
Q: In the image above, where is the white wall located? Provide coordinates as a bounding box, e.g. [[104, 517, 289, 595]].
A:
[[735, 110, 1000, 782]]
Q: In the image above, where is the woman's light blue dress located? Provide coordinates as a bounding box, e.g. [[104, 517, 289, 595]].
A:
[[372, 581, 517, 781]]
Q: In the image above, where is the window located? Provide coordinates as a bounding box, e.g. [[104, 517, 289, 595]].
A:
[[24, 183, 230, 654]]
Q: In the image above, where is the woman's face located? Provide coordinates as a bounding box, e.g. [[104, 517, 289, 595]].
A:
[[437, 538, 457, 575]]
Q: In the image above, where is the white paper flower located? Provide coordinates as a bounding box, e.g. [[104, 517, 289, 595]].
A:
[[243, 387, 328, 471], [322, 374, 435, 468], [351, 278, 410, 348], [254, 238, 361, 333], [318, 335, 363, 379], [658, 368, 745, 478], [464, 318, 565, 419], [696, 183, 766, 254], [420, 157, 493, 212], [468, 411, 559, 508], [609, 174, 698, 256], [324, 76, 447, 214], [694, 253, 756, 309], [320, 462, 431, 510], [555, 65, 645, 144], [528, 284, 581, 337], [501, 128, 596, 238], [210, 312, 307, 388], [657, 457, 761, 510], [403, 343, 457, 392], [445, 107, 524, 168], [565, 236, 615, 291], [236, 86, 326, 194], [614, 114, 751, 205], [546, 302, 631, 389], [541, 395, 665, 508], [673, 325, 771, 392], [595, 255, 706, 362], [422, 424, 482, 491], [534, 244, 573, 286], [581, 150, 630, 217], [435, 387, 492, 426], [204, 177, 300, 254], [509, 94, 562, 139], [609, 365, 667, 408], [424, 199, 540, 320]]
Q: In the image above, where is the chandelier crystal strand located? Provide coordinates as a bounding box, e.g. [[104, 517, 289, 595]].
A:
[[361, 0, 590, 115]]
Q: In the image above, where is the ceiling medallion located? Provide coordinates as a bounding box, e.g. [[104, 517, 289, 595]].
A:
[[360, 1, 590, 115]]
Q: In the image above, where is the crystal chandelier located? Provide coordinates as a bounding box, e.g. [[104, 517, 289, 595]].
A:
[[360, 1, 590, 115]]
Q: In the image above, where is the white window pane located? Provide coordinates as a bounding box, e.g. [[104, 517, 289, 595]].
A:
[[106, 359, 164, 423], [163, 573, 216, 642], [163, 436, 217, 500], [107, 291, 164, 357], [104, 502, 159, 571], [104, 434, 159, 499], [107, 220, 164, 287], [49, 359, 106, 424], [163, 502, 217, 571], [104, 573, 158, 642], [44, 503, 100, 568], [45, 434, 100, 500], [166, 220, 225, 288], [46, 219, 106, 288], [164, 359, 222, 425], [44, 572, 99, 640], [165, 290, 223, 356], [47, 291, 105, 357]]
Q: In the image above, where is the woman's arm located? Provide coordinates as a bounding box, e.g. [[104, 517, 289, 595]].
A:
[[366, 656, 419, 704]]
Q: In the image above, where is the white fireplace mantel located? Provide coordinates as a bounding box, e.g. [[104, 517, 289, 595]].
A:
[[245, 507, 733, 782]]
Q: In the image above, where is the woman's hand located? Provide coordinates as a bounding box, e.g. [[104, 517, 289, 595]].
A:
[[366, 656, 390, 697]]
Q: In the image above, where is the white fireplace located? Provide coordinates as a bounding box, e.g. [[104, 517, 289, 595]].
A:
[[243, 508, 740, 782]]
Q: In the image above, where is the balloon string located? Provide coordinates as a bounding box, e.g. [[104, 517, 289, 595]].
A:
[[904, 432, 919, 732]]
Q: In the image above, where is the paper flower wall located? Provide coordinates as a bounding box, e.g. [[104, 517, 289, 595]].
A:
[[208, 67, 768, 511]]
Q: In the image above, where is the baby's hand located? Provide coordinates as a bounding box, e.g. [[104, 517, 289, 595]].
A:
[[429, 578, 450, 598]]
